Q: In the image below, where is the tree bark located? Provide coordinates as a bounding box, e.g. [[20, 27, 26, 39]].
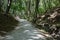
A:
[[0, 0, 2, 13], [5, 0, 12, 14], [33, 0, 40, 23]]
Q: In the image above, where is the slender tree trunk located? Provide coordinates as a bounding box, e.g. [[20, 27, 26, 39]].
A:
[[28, 0, 31, 21], [5, 0, 12, 14], [33, 0, 40, 23], [0, 0, 2, 13], [25, 0, 31, 21], [28, 0, 31, 14]]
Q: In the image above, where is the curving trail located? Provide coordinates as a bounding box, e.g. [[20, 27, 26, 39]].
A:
[[0, 19, 46, 40]]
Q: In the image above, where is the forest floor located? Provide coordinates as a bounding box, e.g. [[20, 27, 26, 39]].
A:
[[0, 19, 50, 40], [36, 7, 60, 40]]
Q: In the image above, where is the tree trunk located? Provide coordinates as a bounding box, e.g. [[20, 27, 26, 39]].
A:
[[33, 0, 40, 23], [5, 0, 12, 14], [25, 0, 31, 21], [28, 0, 31, 21], [0, 0, 2, 13]]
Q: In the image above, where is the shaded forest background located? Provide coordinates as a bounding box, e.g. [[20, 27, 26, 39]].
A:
[[0, 0, 60, 21]]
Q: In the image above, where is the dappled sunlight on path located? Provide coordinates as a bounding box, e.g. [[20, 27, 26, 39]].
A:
[[0, 19, 46, 40]]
